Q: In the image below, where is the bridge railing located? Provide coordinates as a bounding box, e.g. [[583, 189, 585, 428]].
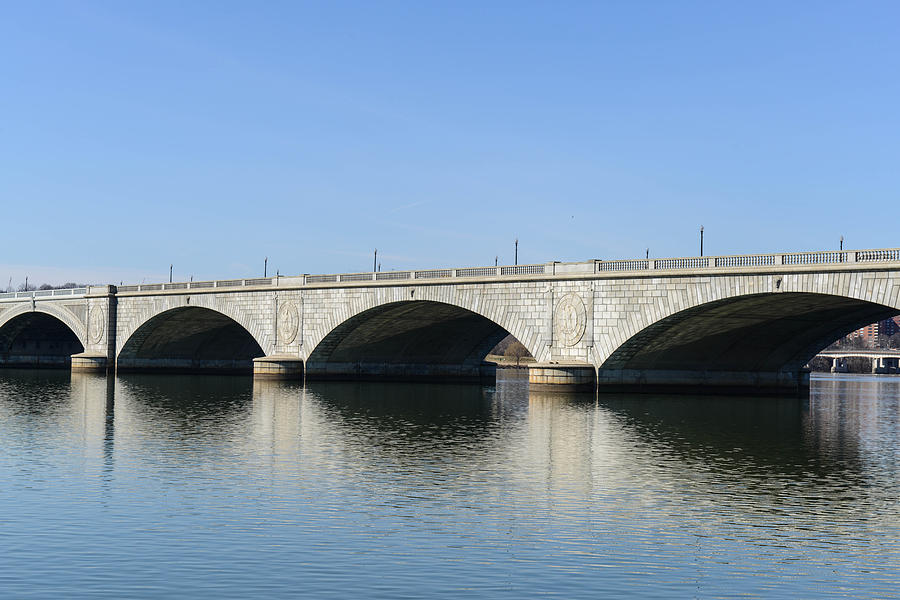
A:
[[592, 248, 900, 273], [116, 279, 277, 293], [303, 264, 550, 284], [100, 247, 900, 293], [0, 288, 87, 301]]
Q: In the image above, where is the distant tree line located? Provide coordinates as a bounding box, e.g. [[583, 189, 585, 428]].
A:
[[808, 356, 874, 373], [5, 282, 85, 293]]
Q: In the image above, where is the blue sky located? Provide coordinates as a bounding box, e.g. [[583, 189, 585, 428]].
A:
[[2, 1, 898, 285]]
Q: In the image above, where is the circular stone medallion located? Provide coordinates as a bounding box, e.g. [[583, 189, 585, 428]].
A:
[[554, 293, 586, 347], [277, 301, 299, 344], [88, 307, 105, 344]]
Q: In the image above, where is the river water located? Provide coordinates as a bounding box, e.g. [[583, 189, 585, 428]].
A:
[[0, 369, 897, 598]]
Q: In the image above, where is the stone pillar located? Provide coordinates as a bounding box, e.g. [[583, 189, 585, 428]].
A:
[[253, 355, 304, 380], [528, 362, 596, 392], [72, 285, 117, 374]]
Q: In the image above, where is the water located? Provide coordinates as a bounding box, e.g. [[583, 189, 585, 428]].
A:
[[0, 370, 897, 599]]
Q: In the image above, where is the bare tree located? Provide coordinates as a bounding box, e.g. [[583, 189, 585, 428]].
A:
[[504, 341, 531, 367]]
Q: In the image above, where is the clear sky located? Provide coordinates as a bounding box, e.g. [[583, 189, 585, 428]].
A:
[[2, 1, 898, 285]]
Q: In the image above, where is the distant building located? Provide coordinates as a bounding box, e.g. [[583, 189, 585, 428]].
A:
[[844, 316, 900, 347]]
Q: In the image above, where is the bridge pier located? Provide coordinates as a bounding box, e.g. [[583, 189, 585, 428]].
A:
[[71, 352, 109, 373], [252, 355, 304, 380], [831, 357, 849, 373], [528, 363, 596, 392], [887, 357, 900, 373], [871, 357, 899, 374]]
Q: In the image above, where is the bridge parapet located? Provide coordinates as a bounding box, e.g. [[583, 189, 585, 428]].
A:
[[75, 247, 900, 295], [0, 288, 87, 302], [596, 248, 900, 273], [3, 248, 900, 302]]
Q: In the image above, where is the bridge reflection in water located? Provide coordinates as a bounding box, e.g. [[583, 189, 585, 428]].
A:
[[55, 371, 895, 504], [1, 369, 897, 597]]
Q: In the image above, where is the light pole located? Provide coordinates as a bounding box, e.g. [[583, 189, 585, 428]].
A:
[[840, 236, 844, 251], [374, 249, 377, 273], [169, 264, 173, 283], [264, 257, 268, 277], [700, 226, 704, 257], [515, 239, 518, 265], [646, 248, 649, 259]]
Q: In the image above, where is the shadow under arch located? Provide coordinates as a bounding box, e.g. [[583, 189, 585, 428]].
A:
[[117, 306, 265, 374], [0, 312, 85, 368], [599, 292, 898, 394], [306, 300, 514, 382]]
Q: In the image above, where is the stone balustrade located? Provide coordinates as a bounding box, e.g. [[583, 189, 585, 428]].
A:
[[83, 247, 900, 296]]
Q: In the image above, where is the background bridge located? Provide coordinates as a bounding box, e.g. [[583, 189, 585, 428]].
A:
[[3, 248, 900, 395], [817, 349, 900, 373]]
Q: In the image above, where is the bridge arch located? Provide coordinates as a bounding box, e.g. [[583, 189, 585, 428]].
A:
[[116, 305, 266, 373], [0, 303, 87, 367], [598, 272, 900, 365], [600, 292, 898, 374], [305, 297, 537, 381], [116, 295, 270, 357], [595, 270, 900, 394]]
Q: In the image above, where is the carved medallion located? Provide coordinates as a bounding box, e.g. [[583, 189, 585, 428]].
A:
[[88, 307, 105, 344], [554, 293, 586, 347], [277, 301, 299, 344]]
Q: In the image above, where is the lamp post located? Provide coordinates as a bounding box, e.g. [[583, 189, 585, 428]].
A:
[[374, 249, 377, 273], [515, 239, 518, 265], [169, 264, 173, 283], [700, 226, 704, 257], [264, 257, 268, 277], [840, 236, 844, 251]]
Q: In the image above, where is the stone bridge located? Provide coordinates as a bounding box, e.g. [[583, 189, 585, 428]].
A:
[[3, 248, 900, 395]]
